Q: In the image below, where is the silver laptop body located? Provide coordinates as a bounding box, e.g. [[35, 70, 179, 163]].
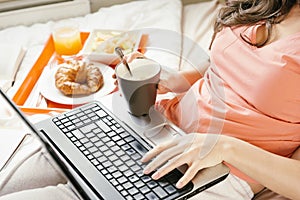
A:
[[0, 89, 229, 200]]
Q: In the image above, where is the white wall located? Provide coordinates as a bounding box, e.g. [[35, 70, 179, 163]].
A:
[[89, 0, 213, 13], [0, 0, 90, 29], [0, 0, 217, 29]]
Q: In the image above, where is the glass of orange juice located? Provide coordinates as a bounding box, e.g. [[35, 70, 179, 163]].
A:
[[52, 24, 82, 56]]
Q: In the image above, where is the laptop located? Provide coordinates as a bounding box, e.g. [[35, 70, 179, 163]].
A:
[[0, 88, 229, 200]]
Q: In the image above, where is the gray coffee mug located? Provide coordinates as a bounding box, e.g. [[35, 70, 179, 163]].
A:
[[115, 58, 161, 116]]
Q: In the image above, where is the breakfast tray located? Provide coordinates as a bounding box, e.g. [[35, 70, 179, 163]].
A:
[[13, 32, 148, 113], [12, 32, 90, 112]]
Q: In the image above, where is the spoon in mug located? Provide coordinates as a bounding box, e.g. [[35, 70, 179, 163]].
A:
[[115, 47, 132, 76]]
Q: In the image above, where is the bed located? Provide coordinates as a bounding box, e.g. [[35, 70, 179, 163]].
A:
[[0, 0, 286, 199]]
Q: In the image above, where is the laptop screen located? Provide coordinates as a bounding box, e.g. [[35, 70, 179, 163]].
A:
[[0, 89, 89, 199], [0, 91, 32, 133]]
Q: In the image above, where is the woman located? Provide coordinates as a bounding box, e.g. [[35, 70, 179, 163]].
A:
[[1, 1, 299, 200], [134, 0, 300, 199]]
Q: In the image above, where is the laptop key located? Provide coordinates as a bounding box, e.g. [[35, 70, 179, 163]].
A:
[[118, 165, 129, 172], [111, 178, 118, 186], [141, 175, 152, 183], [112, 171, 122, 179], [129, 140, 148, 155], [123, 169, 134, 177], [102, 160, 112, 168], [75, 121, 84, 127], [90, 136, 99, 143], [147, 180, 158, 188], [105, 173, 113, 180], [133, 193, 144, 200], [165, 185, 177, 194], [117, 177, 127, 184], [116, 185, 123, 192], [158, 178, 169, 187], [71, 118, 80, 124], [134, 180, 145, 188], [86, 132, 96, 138], [83, 142, 93, 149], [88, 146, 97, 153], [80, 123, 97, 134], [121, 191, 129, 197], [108, 154, 118, 162], [128, 187, 139, 195], [113, 159, 123, 167], [107, 165, 117, 173], [140, 185, 150, 194], [123, 182, 133, 189], [153, 186, 168, 198], [146, 192, 159, 200], [80, 137, 88, 144], [131, 164, 141, 172], [96, 120, 111, 133], [93, 151, 102, 158], [128, 175, 139, 183], [64, 121, 72, 127], [96, 109, 107, 118], [131, 153, 141, 160], [125, 195, 133, 200], [97, 156, 107, 163]]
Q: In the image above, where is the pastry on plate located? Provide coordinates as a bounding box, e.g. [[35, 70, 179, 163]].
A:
[[55, 60, 104, 95]]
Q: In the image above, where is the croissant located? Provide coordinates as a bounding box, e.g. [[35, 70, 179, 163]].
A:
[[55, 60, 104, 95]]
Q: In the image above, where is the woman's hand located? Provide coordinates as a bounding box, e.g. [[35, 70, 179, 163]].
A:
[[123, 51, 145, 62], [112, 51, 145, 85], [141, 133, 224, 188], [112, 51, 199, 94], [158, 67, 193, 94]]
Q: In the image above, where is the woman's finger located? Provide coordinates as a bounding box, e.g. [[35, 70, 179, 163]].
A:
[[123, 51, 145, 63], [157, 84, 171, 94], [151, 152, 189, 180], [176, 163, 201, 188], [114, 80, 118, 86], [141, 138, 178, 163], [143, 142, 184, 175]]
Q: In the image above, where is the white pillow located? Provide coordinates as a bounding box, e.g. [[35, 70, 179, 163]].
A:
[[183, 0, 223, 53], [180, 0, 224, 74], [81, 0, 182, 31]]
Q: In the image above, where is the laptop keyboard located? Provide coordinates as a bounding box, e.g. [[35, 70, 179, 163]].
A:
[[52, 103, 193, 200]]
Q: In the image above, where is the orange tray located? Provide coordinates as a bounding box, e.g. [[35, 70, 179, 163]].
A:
[[13, 32, 148, 111], [19, 106, 69, 116]]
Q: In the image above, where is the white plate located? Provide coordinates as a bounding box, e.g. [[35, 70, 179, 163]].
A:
[[80, 29, 142, 65], [39, 62, 116, 105]]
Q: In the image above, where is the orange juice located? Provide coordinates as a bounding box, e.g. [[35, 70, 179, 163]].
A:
[[52, 26, 82, 55]]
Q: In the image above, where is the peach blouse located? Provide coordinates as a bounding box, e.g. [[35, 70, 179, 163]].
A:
[[158, 25, 300, 182]]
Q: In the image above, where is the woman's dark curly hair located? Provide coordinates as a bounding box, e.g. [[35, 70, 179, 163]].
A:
[[209, 0, 300, 49]]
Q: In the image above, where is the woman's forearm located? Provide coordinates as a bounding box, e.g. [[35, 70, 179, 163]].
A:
[[221, 136, 300, 200]]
